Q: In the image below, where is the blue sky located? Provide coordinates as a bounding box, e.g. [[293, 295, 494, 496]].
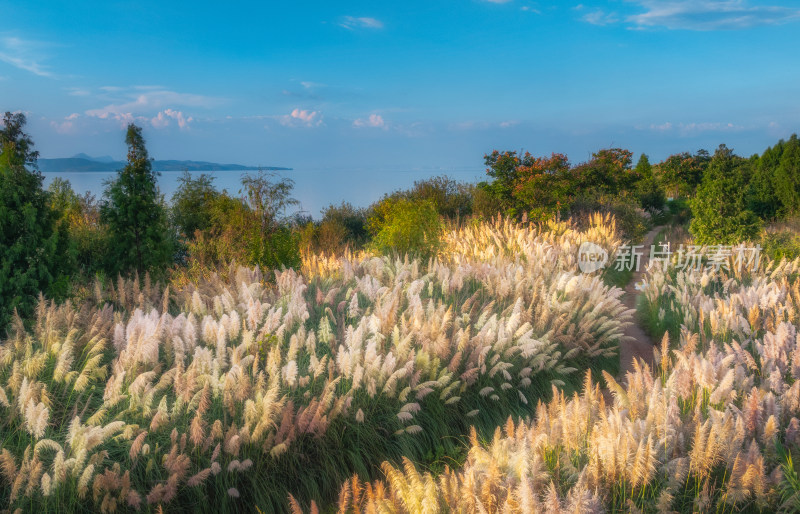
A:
[[2, 0, 800, 182]]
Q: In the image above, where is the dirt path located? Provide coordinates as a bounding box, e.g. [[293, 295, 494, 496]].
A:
[[617, 226, 662, 379]]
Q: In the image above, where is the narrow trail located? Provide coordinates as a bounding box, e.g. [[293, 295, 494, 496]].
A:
[[617, 226, 662, 379]]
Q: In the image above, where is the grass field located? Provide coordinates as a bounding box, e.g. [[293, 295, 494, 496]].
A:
[[0, 215, 632, 512], [331, 239, 800, 512]]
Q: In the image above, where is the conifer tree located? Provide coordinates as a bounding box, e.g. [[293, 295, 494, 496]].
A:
[[774, 134, 800, 215], [747, 139, 785, 220], [634, 153, 652, 178], [0, 112, 69, 329], [635, 154, 666, 211], [101, 124, 172, 277]]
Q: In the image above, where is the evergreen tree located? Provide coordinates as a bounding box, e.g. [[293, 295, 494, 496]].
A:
[[634, 153, 652, 178], [635, 154, 666, 211], [101, 124, 173, 277], [774, 134, 800, 216], [748, 139, 784, 220], [690, 145, 761, 244], [0, 113, 69, 329]]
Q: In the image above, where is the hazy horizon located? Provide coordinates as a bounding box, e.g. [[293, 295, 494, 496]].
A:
[[41, 166, 486, 218]]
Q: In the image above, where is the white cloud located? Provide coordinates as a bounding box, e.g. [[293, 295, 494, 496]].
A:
[[449, 121, 482, 130], [339, 16, 384, 30], [577, 1, 800, 30], [650, 121, 673, 131], [50, 120, 75, 134], [353, 113, 386, 129], [300, 81, 325, 89], [150, 111, 170, 128], [627, 0, 800, 30], [448, 120, 520, 131], [645, 120, 746, 134], [84, 87, 218, 128], [150, 109, 193, 130], [679, 121, 745, 134], [86, 88, 219, 117], [84, 105, 138, 127], [50, 113, 81, 134], [66, 87, 90, 96], [0, 37, 53, 77], [583, 9, 620, 25], [280, 108, 323, 127]]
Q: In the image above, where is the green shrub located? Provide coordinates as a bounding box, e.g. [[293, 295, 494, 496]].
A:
[[369, 198, 443, 259], [471, 182, 504, 219], [251, 224, 302, 271], [666, 198, 691, 226], [610, 201, 649, 241], [171, 171, 220, 238], [48, 179, 109, 278], [405, 176, 472, 220], [690, 145, 762, 245], [760, 229, 800, 262], [300, 202, 369, 255], [637, 176, 666, 212]]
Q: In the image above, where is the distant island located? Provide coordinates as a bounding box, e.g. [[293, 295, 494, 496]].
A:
[[39, 154, 291, 173]]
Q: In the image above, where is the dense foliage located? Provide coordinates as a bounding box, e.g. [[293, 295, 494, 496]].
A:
[[0, 112, 71, 329], [689, 145, 762, 244], [101, 125, 173, 277], [368, 198, 443, 260], [476, 148, 654, 239], [171, 171, 220, 239], [655, 150, 710, 200]]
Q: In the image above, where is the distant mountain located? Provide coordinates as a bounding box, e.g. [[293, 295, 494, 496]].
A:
[[39, 157, 291, 173], [71, 153, 117, 163]]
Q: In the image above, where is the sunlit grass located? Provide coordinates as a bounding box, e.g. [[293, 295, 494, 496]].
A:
[[330, 249, 800, 512], [0, 215, 630, 512]]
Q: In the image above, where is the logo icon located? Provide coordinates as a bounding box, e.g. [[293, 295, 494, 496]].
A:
[[578, 242, 608, 273]]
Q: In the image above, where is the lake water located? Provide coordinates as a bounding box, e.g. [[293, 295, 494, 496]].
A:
[[42, 167, 485, 219]]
